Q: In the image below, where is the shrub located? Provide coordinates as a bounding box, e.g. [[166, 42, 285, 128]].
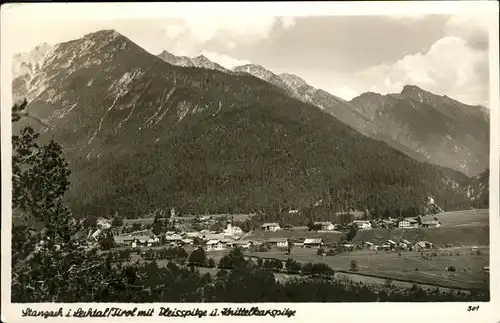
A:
[[317, 247, 325, 256], [384, 278, 393, 288], [349, 260, 359, 272], [207, 258, 216, 268], [447, 266, 456, 272], [476, 250, 482, 256]]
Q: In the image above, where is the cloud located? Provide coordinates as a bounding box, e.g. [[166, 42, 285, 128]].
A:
[[445, 14, 490, 50], [161, 16, 295, 55], [351, 35, 488, 106], [200, 51, 251, 69]]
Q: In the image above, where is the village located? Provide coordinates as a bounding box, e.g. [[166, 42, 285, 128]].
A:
[[83, 210, 444, 254]]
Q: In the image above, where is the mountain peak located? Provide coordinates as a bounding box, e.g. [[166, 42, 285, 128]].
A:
[[83, 29, 122, 42], [401, 84, 425, 94]]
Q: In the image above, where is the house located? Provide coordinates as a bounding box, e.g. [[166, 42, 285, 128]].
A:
[[364, 241, 375, 249], [232, 240, 252, 249], [353, 220, 372, 230], [165, 233, 183, 245], [114, 235, 135, 246], [223, 224, 243, 236], [205, 239, 225, 251], [414, 241, 434, 251], [421, 220, 441, 228], [314, 221, 335, 231], [180, 238, 194, 245], [261, 223, 281, 232], [381, 219, 395, 229], [267, 238, 289, 249], [97, 218, 112, 230], [398, 218, 419, 228], [303, 238, 324, 248], [184, 232, 201, 239]]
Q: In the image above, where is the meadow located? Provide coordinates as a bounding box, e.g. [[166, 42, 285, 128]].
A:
[[247, 246, 489, 290]]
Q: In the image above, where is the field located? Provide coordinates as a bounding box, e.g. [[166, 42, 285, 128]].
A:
[[353, 225, 489, 246], [433, 209, 489, 227], [247, 228, 343, 243], [247, 246, 489, 290]]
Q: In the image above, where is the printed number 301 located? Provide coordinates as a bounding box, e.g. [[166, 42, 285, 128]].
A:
[[467, 306, 480, 312]]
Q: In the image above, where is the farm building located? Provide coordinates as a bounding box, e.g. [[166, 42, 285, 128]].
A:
[[232, 240, 252, 249], [184, 232, 201, 239], [97, 218, 112, 230], [223, 223, 243, 236], [205, 239, 225, 251], [181, 238, 194, 245], [381, 219, 396, 228], [421, 220, 441, 228], [303, 238, 324, 248], [114, 235, 135, 246], [314, 221, 335, 231], [398, 218, 419, 228], [414, 241, 434, 251], [364, 241, 375, 249], [353, 220, 372, 230], [268, 238, 289, 249], [165, 233, 183, 244], [261, 223, 281, 232]]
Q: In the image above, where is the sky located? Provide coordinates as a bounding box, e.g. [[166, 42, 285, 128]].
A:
[[2, 3, 494, 107]]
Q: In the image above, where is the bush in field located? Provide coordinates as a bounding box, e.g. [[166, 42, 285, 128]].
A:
[[384, 278, 393, 288], [311, 263, 334, 277], [476, 250, 482, 256], [301, 262, 314, 275], [188, 247, 207, 266], [263, 259, 283, 272], [349, 260, 359, 272], [285, 258, 302, 274], [258, 244, 271, 252], [447, 266, 456, 272], [207, 258, 216, 268], [317, 247, 325, 256]]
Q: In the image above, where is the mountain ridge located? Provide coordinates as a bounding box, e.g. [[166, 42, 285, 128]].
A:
[[11, 29, 481, 218]]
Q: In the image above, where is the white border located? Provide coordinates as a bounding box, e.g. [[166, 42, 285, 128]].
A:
[[1, 2, 499, 323]]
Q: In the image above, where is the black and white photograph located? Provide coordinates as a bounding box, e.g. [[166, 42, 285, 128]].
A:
[[1, 2, 499, 322]]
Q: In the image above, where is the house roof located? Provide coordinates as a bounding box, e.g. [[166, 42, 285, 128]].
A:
[[382, 219, 394, 224], [206, 239, 221, 245], [304, 238, 323, 244], [268, 238, 288, 243], [403, 218, 418, 223], [114, 235, 135, 243], [314, 221, 332, 225], [261, 222, 280, 227], [165, 234, 183, 240], [233, 240, 251, 245], [386, 240, 396, 244]]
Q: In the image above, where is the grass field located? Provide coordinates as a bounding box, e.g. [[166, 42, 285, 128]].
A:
[[433, 209, 489, 227], [247, 246, 489, 290], [246, 229, 343, 243], [352, 225, 489, 246]]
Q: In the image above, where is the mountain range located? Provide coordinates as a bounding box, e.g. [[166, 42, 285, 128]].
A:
[[11, 29, 488, 218]]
